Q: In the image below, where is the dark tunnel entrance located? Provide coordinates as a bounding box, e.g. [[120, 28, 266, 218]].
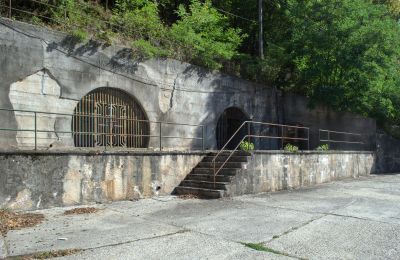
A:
[[216, 107, 250, 149]]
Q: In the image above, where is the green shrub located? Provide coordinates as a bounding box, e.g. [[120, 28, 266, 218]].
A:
[[284, 143, 299, 153], [316, 144, 329, 151], [240, 141, 254, 152], [131, 39, 169, 59], [70, 29, 89, 42]]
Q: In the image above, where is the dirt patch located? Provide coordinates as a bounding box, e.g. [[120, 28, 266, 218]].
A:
[[7, 249, 81, 259], [63, 207, 99, 215], [178, 194, 199, 200], [0, 210, 44, 236]]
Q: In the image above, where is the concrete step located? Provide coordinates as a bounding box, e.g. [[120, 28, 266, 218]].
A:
[[181, 180, 227, 190], [201, 156, 249, 162], [174, 186, 224, 199], [192, 168, 239, 176], [198, 162, 244, 169], [185, 174, 233, 182]]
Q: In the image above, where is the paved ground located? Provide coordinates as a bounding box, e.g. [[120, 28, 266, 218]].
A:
[[2, 174, 400, 259]]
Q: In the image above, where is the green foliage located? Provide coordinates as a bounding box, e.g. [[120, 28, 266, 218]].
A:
[[113, 0, 166, 40], [240, 140, 254, 152], [284, 143, 299, 153], [131, 39, 169, 59], [316, 144, 329, 151], [283, 0, 400, 135], [70, 29, 88, 42], [242, 242, 288, 256], [170, 0, 245, 70]]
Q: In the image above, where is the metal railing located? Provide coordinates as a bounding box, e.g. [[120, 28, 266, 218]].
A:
[[319, 129, 364, 146], [0, 108, 205, 151], [212, 121, 310, 183]]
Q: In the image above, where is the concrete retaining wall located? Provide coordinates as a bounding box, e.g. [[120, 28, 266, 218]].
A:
[[226, 151, 376, 196], [0, 152, 204, 210], [1, 151, 375, 210]]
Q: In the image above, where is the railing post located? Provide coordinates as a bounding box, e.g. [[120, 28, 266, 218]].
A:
[[8, 0, 11, 19], [34, 112, 37, 151], [159, 122, 162, 151], [281, 125, 284, 149], [307, 128, 310, 150], [202, 125, 205, 151], [247, 121, 250, 144], [318, 129, 321, 145]]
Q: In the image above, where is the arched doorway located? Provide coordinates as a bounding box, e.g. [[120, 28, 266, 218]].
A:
[[216, 107, 250, 149], [72, 87, 150, 148]]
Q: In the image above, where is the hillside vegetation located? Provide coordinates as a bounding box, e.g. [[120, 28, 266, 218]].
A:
[[2, 0, 400, 137]]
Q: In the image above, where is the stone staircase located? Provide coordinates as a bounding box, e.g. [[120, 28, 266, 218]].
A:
[[174, 151, 251, 199]]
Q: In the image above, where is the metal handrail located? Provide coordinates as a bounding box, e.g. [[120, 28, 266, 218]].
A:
[[0, 108, 205, 151], [319, 129, 364, 145], [212, 121, 310, 184]]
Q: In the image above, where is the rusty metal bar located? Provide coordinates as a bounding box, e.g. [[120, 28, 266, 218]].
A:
[[202, 125, 205, 151], [159, 122, 162, 151], [34, 111, 37, 150], [319, 129, 364, 145]]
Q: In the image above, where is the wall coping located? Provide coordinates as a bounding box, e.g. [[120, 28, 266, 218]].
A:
[[0, 149, 375, 156], [252, 150, 375, 155]]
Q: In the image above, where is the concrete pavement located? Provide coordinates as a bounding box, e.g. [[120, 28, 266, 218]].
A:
[[3, 174, 400, 259]]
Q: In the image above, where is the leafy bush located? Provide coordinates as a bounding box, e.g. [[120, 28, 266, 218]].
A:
[[70, 29, 89, 42], [284, 143, 299, 153], [316, 144, 329, 151], [170, 0, 245, 70], [240, 141, 254, 152]]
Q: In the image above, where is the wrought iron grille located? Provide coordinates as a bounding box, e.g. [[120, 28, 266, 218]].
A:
[[72, 88, 150, 148]]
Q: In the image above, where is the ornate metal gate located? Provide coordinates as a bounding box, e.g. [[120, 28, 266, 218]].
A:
[[72, 88, 149, 148]]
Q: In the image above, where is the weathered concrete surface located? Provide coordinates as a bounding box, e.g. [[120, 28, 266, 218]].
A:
[[0, 151, 374, 210], [227, 151, 375, 196], [2, 174, 400, 259], [0, 234, 6, 259], [0, 152, 204, 210], [0, 18, 376, 151], [58, 232, 291, 260]]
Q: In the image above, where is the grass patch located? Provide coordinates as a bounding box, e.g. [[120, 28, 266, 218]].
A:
[[242, 242, 288, 256]]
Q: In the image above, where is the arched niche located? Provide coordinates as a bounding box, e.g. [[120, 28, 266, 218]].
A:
[[72, 87, 150, 148]]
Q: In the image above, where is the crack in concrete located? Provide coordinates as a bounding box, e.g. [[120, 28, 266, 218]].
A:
[[9, 230, 190, 259], [109, 207, 302, 258], [169, 74, 179, 110], [265, 214, 326, 244], [238, 197, 400, 226]]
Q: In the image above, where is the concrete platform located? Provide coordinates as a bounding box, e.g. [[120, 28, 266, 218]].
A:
[[2, 174, 400, 259]]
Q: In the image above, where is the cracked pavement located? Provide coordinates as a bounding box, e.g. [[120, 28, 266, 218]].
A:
[[2, 174, 400, 259]]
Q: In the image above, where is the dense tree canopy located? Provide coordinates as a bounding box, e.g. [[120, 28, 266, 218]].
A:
[[3, 0, 400, 137]]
